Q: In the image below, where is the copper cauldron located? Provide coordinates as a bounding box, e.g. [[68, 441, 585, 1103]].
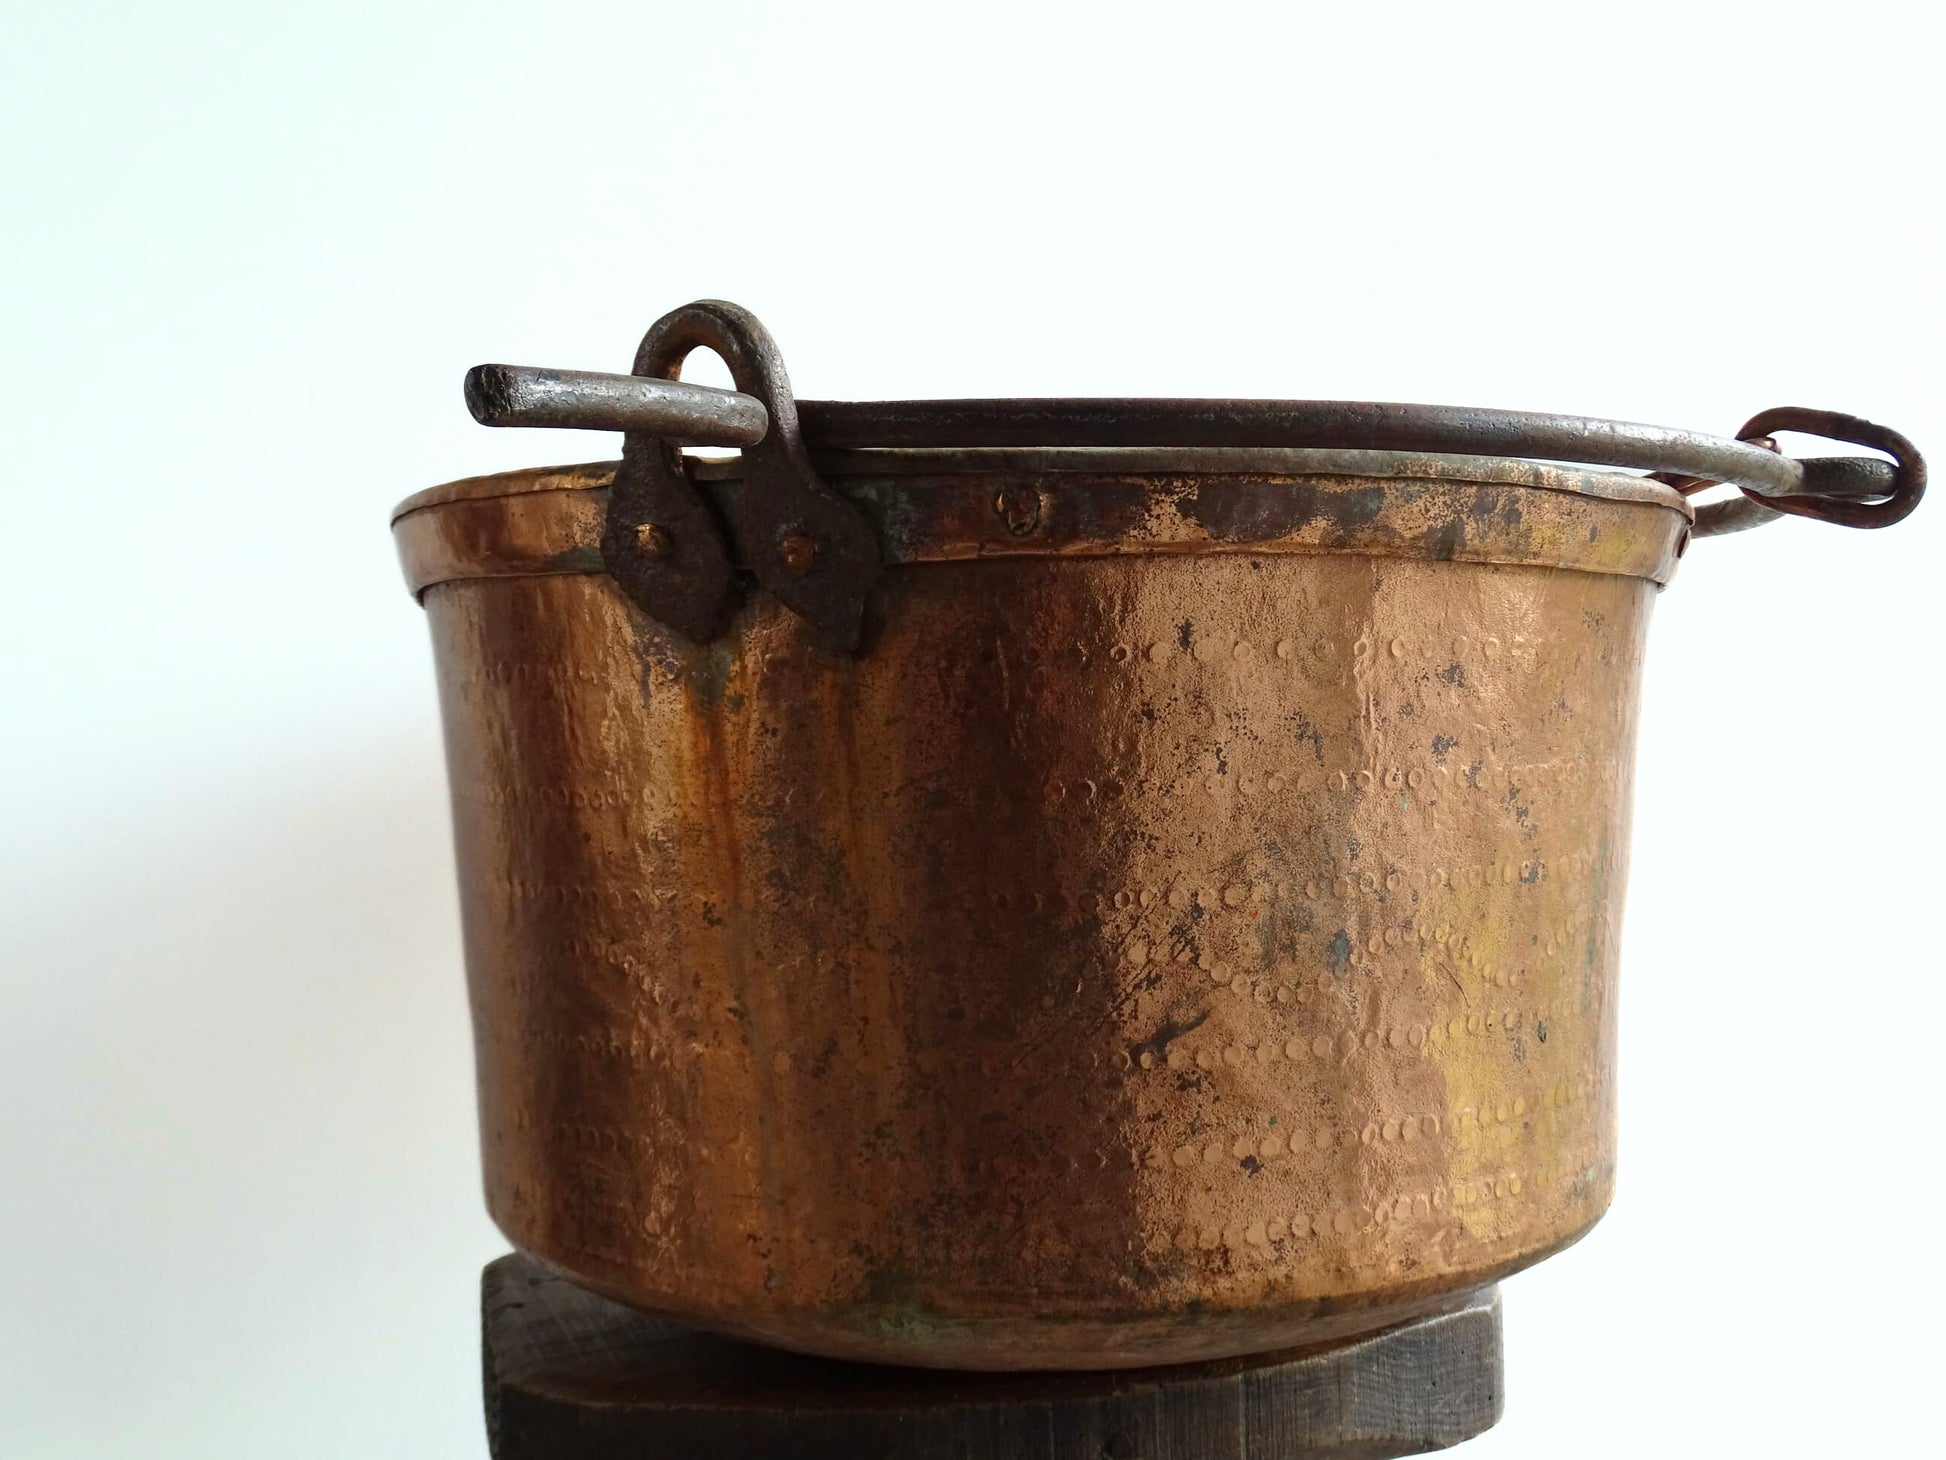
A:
[[393, 301, 1924, 1369]]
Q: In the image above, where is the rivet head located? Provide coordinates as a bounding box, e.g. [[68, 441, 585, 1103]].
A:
[[778, 530, 819, 575], [634, 521, 675, 557], [994, 485, 1044, 537]]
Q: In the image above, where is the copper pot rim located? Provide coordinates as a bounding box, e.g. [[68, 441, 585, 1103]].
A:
[[393, 446, 1691, 523], [392, 450, 1693, 601]]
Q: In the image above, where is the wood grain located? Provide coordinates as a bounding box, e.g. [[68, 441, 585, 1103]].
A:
[[482, 1254, 1502, 1458]]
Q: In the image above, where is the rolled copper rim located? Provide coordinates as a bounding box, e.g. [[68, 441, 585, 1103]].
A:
[[393, 448, 1692, 600]]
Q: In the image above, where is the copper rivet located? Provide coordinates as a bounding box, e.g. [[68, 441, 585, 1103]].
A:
[[778, 530, 819, 574], [635, 522, 674, 557]]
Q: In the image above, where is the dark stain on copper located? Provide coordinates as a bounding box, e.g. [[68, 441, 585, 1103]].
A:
[[1136, 1012, 1206, 1066], [1180, 479, 1321, 541]]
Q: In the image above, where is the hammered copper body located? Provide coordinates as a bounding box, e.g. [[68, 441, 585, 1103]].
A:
[[394, 449, 1684, 1369]]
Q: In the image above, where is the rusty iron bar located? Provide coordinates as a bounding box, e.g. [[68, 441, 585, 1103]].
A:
[[466, 364, 769, 446], [798, 399, 1816, 496], [1686, 456, 1912, 536], [465, 368, 1809, 496], [466, 366, 1919, 534]]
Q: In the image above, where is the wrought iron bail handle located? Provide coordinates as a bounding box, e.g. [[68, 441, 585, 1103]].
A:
[[465, 366, 1922, 531]]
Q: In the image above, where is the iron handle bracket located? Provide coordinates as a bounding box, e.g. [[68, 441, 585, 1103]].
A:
[[471, 303, 882, 651], [624, 302, 882, 652]]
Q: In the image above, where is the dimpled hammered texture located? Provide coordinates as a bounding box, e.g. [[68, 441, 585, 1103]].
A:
[[404, 458, 1671, 1368]]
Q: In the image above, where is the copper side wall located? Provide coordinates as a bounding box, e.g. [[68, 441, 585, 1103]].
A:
[[424, 550, 1646, 1368]]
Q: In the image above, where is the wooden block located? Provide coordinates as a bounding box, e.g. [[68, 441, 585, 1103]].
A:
[[482, 1255, 1501, 1459]]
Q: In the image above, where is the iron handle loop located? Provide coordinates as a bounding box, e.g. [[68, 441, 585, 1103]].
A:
[[1678, 409, 1923, 538], [1728, 407, 1924, 529], [599, 301, 880, 651]]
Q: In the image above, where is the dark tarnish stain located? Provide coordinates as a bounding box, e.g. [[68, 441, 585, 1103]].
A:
[[627, 608, 697, 692], [1521, 860, 1542, 884], [1181, 478, 1324, 541], [1131, 1008, 1211, 1066], [1347, 835, 1362, 861], [1431, 734, 1457, 762], [679, 633, 741, 710], [1331, 486, 1386, 528], [1439, 663, 1467, 688], [1328, 930, 1352, 971], [543, 544, 606, 576], [1428, 517, 1464, 561], [1239, 1156, 1262, 1174], [809, 1037, 838, 1080], [1536, 1019, 1549, 1043], [1289, 713, 1327, 765], [1584, 837, 1612, 1012]]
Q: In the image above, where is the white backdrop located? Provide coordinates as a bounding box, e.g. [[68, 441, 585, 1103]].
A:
[[5, 3, 1941, 1455]]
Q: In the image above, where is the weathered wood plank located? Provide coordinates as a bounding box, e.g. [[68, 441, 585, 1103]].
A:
[[482, 1255, 1501, 1459]]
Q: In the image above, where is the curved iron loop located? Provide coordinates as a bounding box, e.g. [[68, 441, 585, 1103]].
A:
[[1654, 415, 1922, 538], [600, 302, 880, 650], [1726, 407, 1925, 530]]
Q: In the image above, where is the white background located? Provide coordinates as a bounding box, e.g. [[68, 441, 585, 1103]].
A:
[[5, 3, 1941, 1455]]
